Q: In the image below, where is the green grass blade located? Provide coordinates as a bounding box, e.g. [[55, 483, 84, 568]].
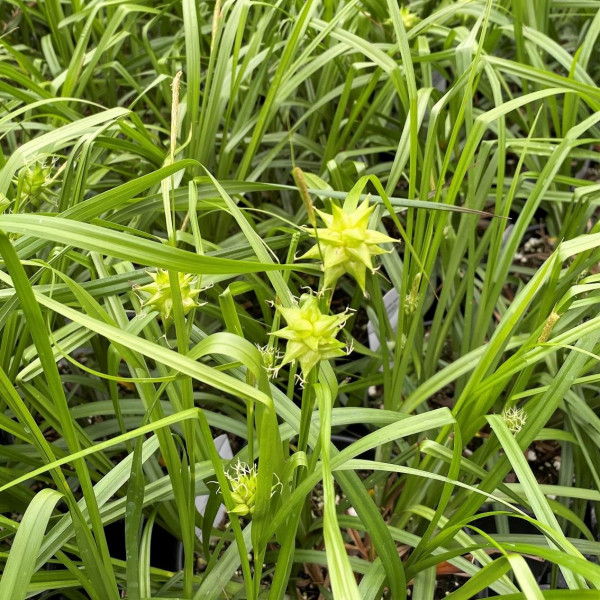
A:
[[0, 489, 62, 600]]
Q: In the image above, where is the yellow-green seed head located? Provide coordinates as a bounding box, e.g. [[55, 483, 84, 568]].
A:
[[225, 461, 259, 517], [136, 270, 200, 322], [404, 273, 422, 316], [400, 6, 420, 29], [501, 406, 527, 434], [18, 162, 53, 206], [256, 344, 282, 379], [300, 198, 397, 292], [272, 293, 349, 376]]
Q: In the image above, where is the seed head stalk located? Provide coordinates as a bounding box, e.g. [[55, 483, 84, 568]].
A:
[[166, 70, 197, 599]]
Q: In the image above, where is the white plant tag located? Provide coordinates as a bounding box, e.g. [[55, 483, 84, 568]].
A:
[[367, 288, 400, 352], [195, 433, 233, 540]]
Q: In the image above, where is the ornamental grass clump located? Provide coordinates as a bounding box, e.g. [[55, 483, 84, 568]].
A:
[[3, 2, 600, 599]]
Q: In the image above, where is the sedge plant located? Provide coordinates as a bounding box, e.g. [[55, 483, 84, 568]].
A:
[[1, 1, 600, 599]]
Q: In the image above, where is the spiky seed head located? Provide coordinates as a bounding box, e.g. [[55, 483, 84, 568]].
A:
[[300, 198, 397, 292], [272, 293, 349, 376], [136, 269, 200, 323]]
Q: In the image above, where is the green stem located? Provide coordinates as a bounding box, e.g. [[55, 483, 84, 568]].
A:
[[297, 369, 317, 463]]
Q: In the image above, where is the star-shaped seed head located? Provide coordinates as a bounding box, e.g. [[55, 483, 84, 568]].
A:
[[300, 198, 397, 291], [136, 269, 200, 323], [272, 293, 349, 376], [400, 6, 420, 29]]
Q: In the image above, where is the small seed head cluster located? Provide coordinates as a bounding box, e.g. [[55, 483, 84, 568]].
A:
[[502, 406, 527, 434], [226, 461, 259, 517], [383, 7, 420, 30], [136, 269, 200, 323], [273, 189, 398, 377], [404, 273, 422, 316], [224, 461, 282, 518], [538, 311, 560, 344], [256, 344, 283, 379], [400, 6, 420, 29], [17, 161, 54, 207]]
